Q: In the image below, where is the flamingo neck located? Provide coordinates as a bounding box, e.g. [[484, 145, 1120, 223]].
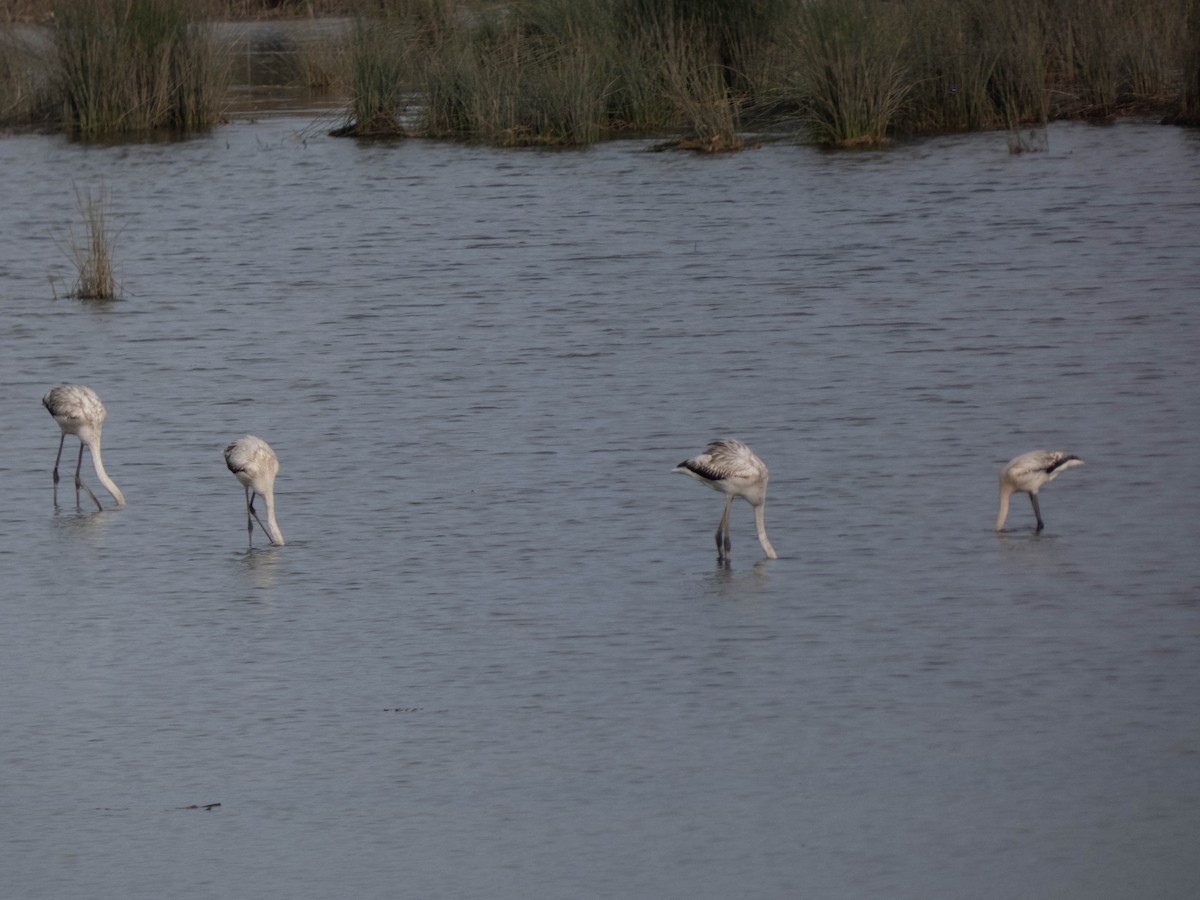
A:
[[754, 503, 777, 559], [995, 485, 1012, 531], [89, 439, 125, 508], [260, 488, 285, 546]]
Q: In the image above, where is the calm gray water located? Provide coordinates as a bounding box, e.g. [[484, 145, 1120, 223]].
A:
[[1, 117, 1198, 899]]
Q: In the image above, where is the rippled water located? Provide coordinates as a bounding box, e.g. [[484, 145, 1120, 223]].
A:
[[1, 118, 1198, 899]]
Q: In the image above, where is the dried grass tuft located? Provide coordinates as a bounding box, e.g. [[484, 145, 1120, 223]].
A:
[[66, 185, 121, 301]]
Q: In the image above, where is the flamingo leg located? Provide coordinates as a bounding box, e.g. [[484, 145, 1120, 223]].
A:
[[715, 495, 734, 560], [1029, 493, 1045, 532], [51, 433, 66, 507], [243, 485, 255, 547], [74, 442, 102, 512]]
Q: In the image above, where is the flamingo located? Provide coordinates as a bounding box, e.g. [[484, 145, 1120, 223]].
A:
[[673, 438, 777, 560], [42, 384, 125, 510], [996, 450, 1083, 532], [224, 435, 285, 547]]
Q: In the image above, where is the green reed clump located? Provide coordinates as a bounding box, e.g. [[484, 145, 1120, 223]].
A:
[[66, 185, 120, 300], [1056, 0, 1128, 113], [891, 0, 1002, 133], [336, 16, 407, 135], [613, 0, 789, 98], [411, 1, 617, 146], [51, 0, 226, 136], [520, 45, 612, 147], [789, 0, 911, 146], [976, 0, 1050, 131], [1048, 0, 1186, 116], [1119, 0, 1186, 99], [601, 26, 678, 134], [510, 3, 626, 146], [654, 23, 745, 152], [417, 37, 509, 141], [334, 0, 467, 137], [518, 0, 665, 140]]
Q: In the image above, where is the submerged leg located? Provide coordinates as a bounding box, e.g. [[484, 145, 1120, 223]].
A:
[[74, 443, 102, 512], [715, 495, 734, 560], [244, 485, 255, 547], [51, 434, 66, 507], [1029, 493, 1045, 532]]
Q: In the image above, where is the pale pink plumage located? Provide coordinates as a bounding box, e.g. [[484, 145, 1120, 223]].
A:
[[42, 383, 125, 510], [225, 435, 284, 547], [674, 438, 777, 560]]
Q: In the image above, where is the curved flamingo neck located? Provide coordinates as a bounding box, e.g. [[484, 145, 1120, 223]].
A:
[[995, 484, 1013, 531], [88, 438, 125, 508], [754, 503, 777, 559], [260, 487, 284, 545]]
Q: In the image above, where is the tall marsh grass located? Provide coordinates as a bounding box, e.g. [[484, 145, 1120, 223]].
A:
[[896, 0, 1014, 134], [335, 0, 1194, 147], [51, 0, 227, 136], [0, 28, 53, 126], [337, 16, 407, 135], [334, 0, 463, 137], [656, 25, 744, 151], [1177, 0, 1200, 124], [3, 0, 1194, 145], [372, 2, 619, 146], [408, 0, 770, 148], [789, 0, 909, 146]]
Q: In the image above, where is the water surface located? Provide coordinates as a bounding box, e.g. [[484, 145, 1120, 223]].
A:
[[1, 118, 1198, 899]]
